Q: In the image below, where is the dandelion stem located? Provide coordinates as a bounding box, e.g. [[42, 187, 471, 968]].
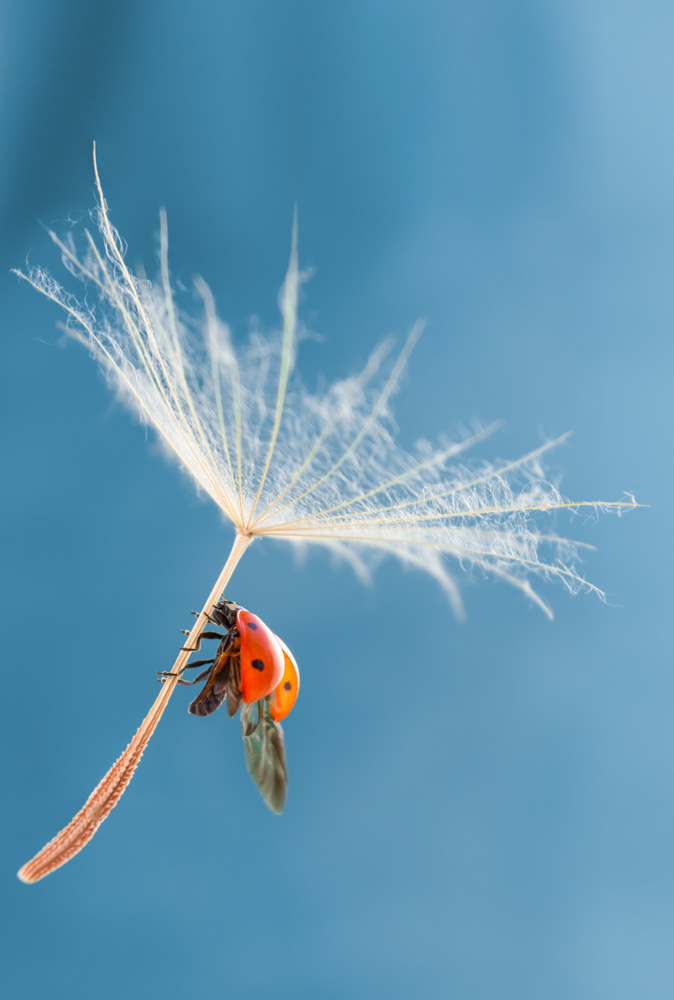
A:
[[17, 532, 253, 884]]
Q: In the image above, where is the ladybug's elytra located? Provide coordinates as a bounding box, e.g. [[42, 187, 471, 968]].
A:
[[271, 637, 300, 722], [237, 609, 285, 705]]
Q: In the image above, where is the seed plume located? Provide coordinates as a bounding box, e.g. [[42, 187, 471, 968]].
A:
[[14, 148, 636, 882]]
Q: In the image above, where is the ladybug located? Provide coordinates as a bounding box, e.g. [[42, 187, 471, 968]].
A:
[[160, 600, 298, 720], [158, 599, 299, 813]]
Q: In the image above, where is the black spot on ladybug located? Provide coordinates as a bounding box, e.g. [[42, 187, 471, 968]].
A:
[[247, 622, 258, 630], [283, 681, 292, 691], [251, 658, 265, 672]]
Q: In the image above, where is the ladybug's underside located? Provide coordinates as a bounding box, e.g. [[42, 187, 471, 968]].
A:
[[188, 632, 243, 717], [158, 599, 244, 717]]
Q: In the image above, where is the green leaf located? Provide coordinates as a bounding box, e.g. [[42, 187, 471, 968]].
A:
[[240, 698, 288, 814]]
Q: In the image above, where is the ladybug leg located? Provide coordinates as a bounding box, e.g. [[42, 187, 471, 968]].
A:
[[158, 665, 214, 686], [180, 631, 226, 652], [191, 609, 217, 624], [160, 657, 215, 673], [158, 674, 195, 686], [191, 608, 233, 628], [158, 655, 215, 681]]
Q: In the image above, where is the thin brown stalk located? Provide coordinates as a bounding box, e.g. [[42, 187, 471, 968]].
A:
[[17, 533, 253, 884]]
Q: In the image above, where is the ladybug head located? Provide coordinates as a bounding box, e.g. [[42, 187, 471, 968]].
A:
[[212, 599, 240, 630]]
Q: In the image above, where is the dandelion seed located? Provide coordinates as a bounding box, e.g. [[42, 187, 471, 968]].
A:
[[14, 148, 636, 883]]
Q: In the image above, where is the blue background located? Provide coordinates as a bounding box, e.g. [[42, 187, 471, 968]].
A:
[[2, 2, 672, 997]]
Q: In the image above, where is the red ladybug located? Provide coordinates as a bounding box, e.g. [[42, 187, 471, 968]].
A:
[[158, 599, 300, 812], [162, 600, 297, 720]]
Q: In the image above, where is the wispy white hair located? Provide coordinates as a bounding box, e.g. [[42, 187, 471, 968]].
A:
[[15, 153, 634, 621], [14, 152, 639, 885]]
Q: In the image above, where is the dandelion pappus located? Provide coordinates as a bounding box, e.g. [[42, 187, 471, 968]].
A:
[[15, 150, 636, 883]]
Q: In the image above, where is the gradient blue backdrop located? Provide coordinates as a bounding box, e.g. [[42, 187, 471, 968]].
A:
[[2, 2, 672, 998]]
